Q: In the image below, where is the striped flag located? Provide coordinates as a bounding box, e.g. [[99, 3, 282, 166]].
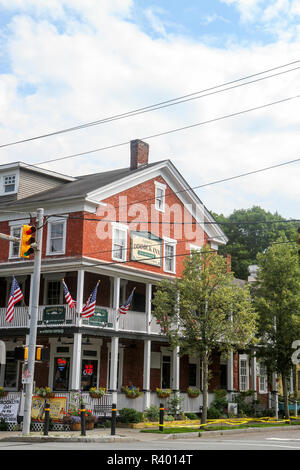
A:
[[62, 279, 76, 308], [118, 288, 135, 315], [6, 277, 24, 323], [80, 281, 100, 318]]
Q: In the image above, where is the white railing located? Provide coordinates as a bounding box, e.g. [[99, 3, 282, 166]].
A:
[[0, 305, 163, 336]]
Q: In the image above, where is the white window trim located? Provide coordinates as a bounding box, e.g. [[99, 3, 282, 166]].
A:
[[258, 361, 268, 394], [111, 222, 128, 262], [46, 217, 67, 256], [0, 171, 19, 196], [154, 181, 166, 213], [163, 236, 177, 274], [239, 354, 249, 391]]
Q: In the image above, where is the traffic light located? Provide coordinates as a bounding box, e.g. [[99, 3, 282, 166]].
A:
[[14, 346, 49, 361], [20, 224, 36, 258]]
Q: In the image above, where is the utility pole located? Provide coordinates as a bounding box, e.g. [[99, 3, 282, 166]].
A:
[[22, 207, 44, 436]]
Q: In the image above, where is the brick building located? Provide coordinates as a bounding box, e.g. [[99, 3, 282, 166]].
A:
[[0, 140, 273, 414]]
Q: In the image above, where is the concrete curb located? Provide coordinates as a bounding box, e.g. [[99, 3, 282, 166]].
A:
[[0, 434, 139, 443]]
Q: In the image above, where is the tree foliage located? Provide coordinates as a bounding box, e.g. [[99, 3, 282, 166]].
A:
[[253, 236, 300, 418], [152, 246, 257, 422], [212, 206, 297, 280]]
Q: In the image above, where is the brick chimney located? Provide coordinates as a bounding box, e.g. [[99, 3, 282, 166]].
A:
[[130, 139, 149, 170]]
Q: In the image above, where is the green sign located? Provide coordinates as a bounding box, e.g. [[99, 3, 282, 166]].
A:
[[88, 308, 109, 326], [42, 306, 66, 325]]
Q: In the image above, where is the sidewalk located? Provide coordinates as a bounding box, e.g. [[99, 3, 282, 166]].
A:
[[2, 424, 300, 443]]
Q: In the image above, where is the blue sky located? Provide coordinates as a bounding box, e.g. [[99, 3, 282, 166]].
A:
[[0, 0, 300, 220]]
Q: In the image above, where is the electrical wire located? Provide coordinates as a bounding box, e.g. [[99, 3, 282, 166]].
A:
[[32, 93, 300, 167], [1, 60, 300, 149]]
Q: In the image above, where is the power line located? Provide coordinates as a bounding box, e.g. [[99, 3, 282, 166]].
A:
[[2, 60, 300, 149], [33, 93, 300, 167]]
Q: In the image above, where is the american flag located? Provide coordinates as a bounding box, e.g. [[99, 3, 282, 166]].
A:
[[6, 277, 24, 323], [80, 282, 100, 318], [119, 289, 135, 315], [62, 279, 76, 308]]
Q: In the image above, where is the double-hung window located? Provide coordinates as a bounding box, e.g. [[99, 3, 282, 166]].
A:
[[258, 362, 268, 393], [112, 223, 128, 262], [155, 181, 166, 212], [239, 355, 249, 391], [163, 237, 177, 274], [46, 218, 67, 255]]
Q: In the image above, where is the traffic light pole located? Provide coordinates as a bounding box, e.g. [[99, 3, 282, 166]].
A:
[[22, 208, 44, 436]]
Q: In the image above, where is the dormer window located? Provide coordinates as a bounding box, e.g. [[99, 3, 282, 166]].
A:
[[4, 175, 16, 193]]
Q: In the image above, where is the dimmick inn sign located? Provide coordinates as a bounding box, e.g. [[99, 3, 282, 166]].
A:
[[130, 231, 162, 267]]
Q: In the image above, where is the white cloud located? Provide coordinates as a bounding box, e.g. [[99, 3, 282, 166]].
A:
[[0, 0, 299, 219]]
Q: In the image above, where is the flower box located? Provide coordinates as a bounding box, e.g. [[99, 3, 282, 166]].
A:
[[187, 387, 200, 398]]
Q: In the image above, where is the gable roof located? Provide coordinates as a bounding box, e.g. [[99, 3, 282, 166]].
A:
[[1, 159, 228, 245]]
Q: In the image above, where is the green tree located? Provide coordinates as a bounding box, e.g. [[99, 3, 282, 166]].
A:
[[254, 236, 300, 419], [212, 206, 297, 280], [152, 246, 257, 423]]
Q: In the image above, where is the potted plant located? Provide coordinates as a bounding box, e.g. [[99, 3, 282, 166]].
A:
[[63, 408, 97, 431], [35, 387, 55, 398], [187, 387, 200, 398], [122, 385, 143, 399], [156, 388, 171, 399], [89, 387, 106, 399], [0, 387, 8, 398]]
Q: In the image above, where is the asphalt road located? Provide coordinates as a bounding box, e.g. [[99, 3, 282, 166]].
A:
[[2, 428, 300, 452]]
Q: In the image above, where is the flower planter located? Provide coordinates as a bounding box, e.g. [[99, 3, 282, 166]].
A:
[[187, 393, 200, 398], [0, 392, 8, 398], [69, 422, 81, 431], [85, 422, 95, 430]]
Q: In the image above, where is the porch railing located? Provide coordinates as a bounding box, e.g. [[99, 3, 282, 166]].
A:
[[0, 305, 162, 335]]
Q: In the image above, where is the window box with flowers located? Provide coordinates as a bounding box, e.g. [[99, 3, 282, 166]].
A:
[[0, 387, 8, 397], [156, 388, 171, 399], [187, 387, 200, 398], [89, 387, 107, 399], [35, 387, 55, 399], [63, 408, 97, 431], [122, 385, 143, 399]]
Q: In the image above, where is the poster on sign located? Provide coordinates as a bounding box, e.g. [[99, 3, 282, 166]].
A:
[[0, 397, 20, 423]]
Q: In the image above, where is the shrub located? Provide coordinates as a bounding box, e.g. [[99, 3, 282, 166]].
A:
[[144, 405, 160, 422], [167, 392, 184, 419], [0, 418, 8, 431], [207, 406, 222, 419], [118, 408, 144, 424], [211, 389, 228, 413], [185, 412, 198, 420]]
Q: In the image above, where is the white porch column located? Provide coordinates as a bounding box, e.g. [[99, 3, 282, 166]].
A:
[[110, 277, 120, 404], [143, 283, 152, 410], [146, 283, 152, 334], [71, 270, 84, 390], [272, 372, 279, 419], [251, 352, 257, 399], [143, 340, 151, 410], [172, 346, 180, 391], [227, 351, 234, 397]]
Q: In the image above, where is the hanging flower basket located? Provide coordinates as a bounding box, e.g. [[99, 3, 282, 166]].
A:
[[35, 387, 55, 398], [89, 387, 106, 399], [0, 389, 8, 398], [122, 386, 143, 399], [156, 388, 171, 399], [187, 387, 200, 398]]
